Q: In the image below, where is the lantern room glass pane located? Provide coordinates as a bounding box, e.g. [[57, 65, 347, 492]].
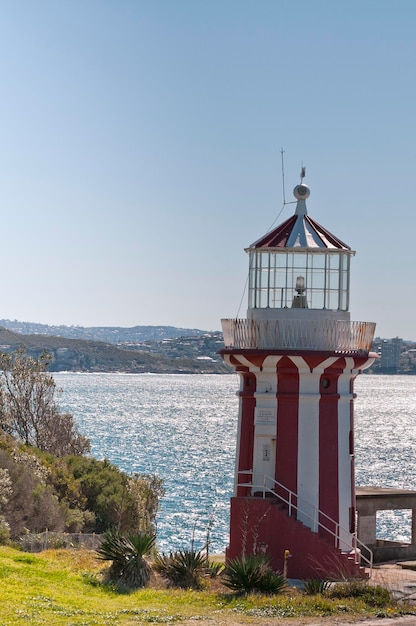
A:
[[247, 248, 352, 312], [340, 269, 348, 291]]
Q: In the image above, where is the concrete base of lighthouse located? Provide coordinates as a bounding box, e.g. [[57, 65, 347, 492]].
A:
[[221, 348, 375, 580], [227, 496, 364, 580]]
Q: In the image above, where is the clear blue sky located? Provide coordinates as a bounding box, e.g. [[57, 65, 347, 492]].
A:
[[0, 0, 414, 339]]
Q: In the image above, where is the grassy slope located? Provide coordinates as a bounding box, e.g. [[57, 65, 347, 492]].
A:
[[0, 546, 411, 625], [0, 546, 212, 625]]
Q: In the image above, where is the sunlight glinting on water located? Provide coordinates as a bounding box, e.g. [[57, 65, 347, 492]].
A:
[[56, 373, 239, 553], [55, 373, 416, 553], [354, 376, 416, 490]]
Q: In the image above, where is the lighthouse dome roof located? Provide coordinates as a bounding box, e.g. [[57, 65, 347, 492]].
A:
[[248, 184, 352, 251]]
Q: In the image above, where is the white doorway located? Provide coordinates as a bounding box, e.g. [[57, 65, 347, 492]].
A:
[[253, 436, 276, 494]]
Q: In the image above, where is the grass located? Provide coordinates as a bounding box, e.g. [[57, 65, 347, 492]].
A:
[[0, 545, 414, 625]]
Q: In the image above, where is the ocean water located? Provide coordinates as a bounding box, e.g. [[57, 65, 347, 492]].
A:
[[354, 375, 416, 543], [55, 373, 416, 552]]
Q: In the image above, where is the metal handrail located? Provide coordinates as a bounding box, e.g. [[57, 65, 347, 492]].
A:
[[237, 469, 373, 574]]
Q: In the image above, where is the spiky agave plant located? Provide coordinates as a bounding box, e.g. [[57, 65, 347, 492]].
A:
[[154, 549, 207, 588], [222, 554, 286, 595], [97, 529, 156, 588], [303, 578, 331, 595]]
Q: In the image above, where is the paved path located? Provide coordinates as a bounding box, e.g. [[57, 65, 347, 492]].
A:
[[300, 562, 416, 625], [369, 562, 416, 603], [303, 562, 416, 626], [254, 562, 416, 626], [304, 618, 416, 625]]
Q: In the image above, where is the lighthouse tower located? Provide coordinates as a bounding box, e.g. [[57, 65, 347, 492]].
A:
[[220, 178, 376, 579]]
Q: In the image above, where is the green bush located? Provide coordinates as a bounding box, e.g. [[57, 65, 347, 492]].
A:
[[0, 515, 10, 544], [61, 457, 164, 534], [0, 355, 164, 539], [154, 549, 207, 589], [0, 347, 90, 456], [328, 579, 391, 607], [97, 529, 156, 589], [222, 554, 286, 595], [0, 442, 164, 539]]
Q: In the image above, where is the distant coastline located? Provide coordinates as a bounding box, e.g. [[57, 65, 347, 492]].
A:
[[0, 321, 229, 374], [0, 320, 414, 375]]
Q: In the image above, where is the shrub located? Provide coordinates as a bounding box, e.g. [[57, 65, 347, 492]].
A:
[[328, 579, 391, 607], [0, 516, 10, 543], [154, 549, 207, 588], [222, 554, 286, 595], [0, 441, 164, 538], [0, 347, 90, 456], [0, 449, 66, 537], [121, 473, 165, 535], [97, 529, 156, 589], [66, 457, 164, 534]]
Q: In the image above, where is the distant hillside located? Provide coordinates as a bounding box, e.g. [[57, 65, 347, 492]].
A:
[[0, 320, 209, 343], [0, 326, 230, 374], [136, 331, 226, 361]]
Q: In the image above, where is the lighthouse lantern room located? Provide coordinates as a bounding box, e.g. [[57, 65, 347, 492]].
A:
[[220, 178, 376, 579]]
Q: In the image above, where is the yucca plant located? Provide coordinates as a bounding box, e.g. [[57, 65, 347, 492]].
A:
[[222, 554, 286, 595], [154, 549, 207, 588], [206, 560, 224, 578], [97, 529, 156, 589], [303, 578, 331, 595]]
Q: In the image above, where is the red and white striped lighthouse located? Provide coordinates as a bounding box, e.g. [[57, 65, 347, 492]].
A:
[[220, 178, 376, 579]]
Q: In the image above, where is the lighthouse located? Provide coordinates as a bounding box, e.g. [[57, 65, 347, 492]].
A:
[[220, 177, 376, 579]]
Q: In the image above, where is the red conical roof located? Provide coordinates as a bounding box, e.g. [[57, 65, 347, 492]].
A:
[[248, 184, 352, 252]]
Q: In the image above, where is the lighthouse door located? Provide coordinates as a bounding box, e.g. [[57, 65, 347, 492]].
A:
[[253, 436, 276, 494]]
